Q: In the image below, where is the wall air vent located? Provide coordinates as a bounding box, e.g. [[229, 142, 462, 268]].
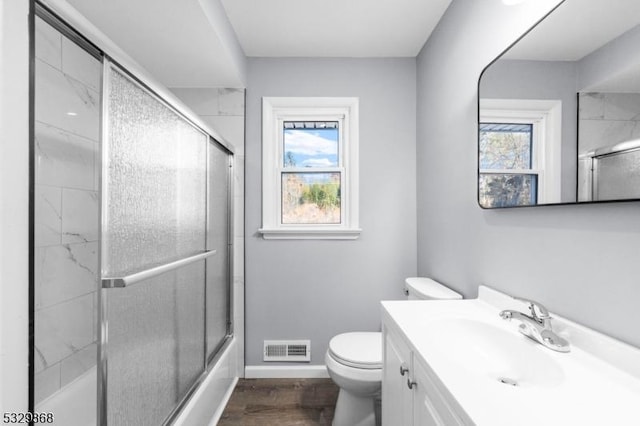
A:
[[264, 340, 311, 362]]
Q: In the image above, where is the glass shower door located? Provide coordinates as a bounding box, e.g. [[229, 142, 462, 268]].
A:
[[206, 142, 232, 360], [33, 11, 101, 425], [100, 62, 209, 426]]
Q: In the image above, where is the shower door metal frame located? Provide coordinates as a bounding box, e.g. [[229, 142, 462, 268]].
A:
[[98, 59, 235, 426], [204, 138, 235, 366]]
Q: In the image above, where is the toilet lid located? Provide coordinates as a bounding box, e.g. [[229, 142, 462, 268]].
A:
[[405, 277, 462, 300], [329, 332, 382, 369]]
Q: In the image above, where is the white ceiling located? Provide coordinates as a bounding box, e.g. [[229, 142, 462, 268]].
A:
[[65, 0, 246, 87], [62, 0, 640, 89], [505, 0, 640, 61], [220, 0, 452, 57], [62, 0, 452, 88]]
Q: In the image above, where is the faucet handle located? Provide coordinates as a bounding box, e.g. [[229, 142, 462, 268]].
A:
[[513, 296, 551, 321]]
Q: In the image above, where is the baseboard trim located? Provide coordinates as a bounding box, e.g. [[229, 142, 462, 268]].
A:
[[245, 365, 329, 379]]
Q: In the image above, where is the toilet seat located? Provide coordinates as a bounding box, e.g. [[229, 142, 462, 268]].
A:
[[329, 332, 382, 370]]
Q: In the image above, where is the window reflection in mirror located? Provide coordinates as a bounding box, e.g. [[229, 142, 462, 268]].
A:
[[479, 123, 537, 207], [478, 0, 640, 208]]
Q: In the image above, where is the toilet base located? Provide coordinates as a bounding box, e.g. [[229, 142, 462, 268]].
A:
[[332, 388, 376, 426]]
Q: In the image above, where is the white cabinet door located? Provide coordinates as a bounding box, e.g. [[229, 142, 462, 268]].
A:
[[382, 329, 413, 426], [412, 360, 445, 426]]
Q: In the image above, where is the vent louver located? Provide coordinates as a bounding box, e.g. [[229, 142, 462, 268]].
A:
[[264, 340, 311, 362]]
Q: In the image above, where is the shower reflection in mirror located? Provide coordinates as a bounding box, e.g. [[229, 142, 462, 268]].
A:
[[478, 0, 640, 208]]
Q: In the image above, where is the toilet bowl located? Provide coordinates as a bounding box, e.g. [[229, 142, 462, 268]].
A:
[[326, 332, 382, 426], [325, 278, 462, 426]]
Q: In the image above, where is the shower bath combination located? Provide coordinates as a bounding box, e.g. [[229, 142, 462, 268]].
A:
[[32, 4, 235, 425]]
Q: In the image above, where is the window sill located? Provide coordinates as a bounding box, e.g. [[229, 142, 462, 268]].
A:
[[258, 228, 362, 240]]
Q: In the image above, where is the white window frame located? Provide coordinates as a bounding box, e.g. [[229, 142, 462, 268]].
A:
[[480, 99, 562, 204], [259, 97, 361, 240]]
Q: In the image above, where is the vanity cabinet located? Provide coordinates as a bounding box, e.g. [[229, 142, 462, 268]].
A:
[[382, 291, 640, 426], [382, 324, 468, 426], [382, 327, 413, 425]]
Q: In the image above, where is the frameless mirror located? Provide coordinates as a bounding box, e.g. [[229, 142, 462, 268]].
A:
[[478, 0, 640, 208]]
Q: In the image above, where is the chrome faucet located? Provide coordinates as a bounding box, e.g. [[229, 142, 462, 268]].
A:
[[499, 297, 570, 353]]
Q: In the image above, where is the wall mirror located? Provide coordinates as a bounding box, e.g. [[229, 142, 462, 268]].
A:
[[478, 0, 640, 208]]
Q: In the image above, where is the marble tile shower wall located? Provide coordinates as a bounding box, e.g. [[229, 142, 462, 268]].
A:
[[579, 92, 640, 153], [34, 17, 101, 404]]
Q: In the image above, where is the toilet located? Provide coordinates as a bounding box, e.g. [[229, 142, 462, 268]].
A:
[[325, 277, 462, 426]]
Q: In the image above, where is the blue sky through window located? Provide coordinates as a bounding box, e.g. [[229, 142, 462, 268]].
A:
[[283, 125, 338, 168]]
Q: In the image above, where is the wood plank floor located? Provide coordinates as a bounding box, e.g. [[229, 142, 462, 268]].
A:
[[218, 378, 339, 425]]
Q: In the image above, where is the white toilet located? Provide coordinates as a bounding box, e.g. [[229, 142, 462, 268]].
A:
[[325, 277, 462, 426]]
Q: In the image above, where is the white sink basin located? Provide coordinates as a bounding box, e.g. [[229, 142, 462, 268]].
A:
[[425, 318, 564, 388], [381, 286, 640, 426]]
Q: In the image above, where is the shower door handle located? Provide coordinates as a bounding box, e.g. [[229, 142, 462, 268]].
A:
[[101, 250, 217, 288]]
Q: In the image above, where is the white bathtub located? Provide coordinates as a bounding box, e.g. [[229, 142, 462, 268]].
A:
[[34, 338, 238, 425], [36, 367, 96, 426]]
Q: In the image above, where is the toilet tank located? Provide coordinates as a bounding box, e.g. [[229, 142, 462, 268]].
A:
[[404, 277, 462, 300]]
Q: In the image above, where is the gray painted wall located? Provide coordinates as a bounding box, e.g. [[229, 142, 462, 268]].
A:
[[245, 58, 417, 366], [480, 59, 577, 202], [416, 0, 640, 348], [578, 24, 640, 91]]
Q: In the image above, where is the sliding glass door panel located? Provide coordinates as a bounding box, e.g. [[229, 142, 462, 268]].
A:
[[101, 61, 210, 425], [206, 142, 232, 359], [105, 261, 205, 426], [103, 65, 207, 277], [594, 149, 640, 201]]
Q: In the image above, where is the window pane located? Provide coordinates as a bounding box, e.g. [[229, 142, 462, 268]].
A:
[[282, 172, 341, 224], [479, 123, 532, 169], [479, 173, 538, 207], [283, 121, 339, 168]]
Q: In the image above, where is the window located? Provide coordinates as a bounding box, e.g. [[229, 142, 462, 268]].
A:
[[479, 122, 538, 207], [479, 99, 562, 208], [260, 97, 360, 239]]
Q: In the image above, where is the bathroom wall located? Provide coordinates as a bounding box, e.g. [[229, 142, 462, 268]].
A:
[[170, 86, 246, 376], [33, 16, 101, 404], [416, 0, 640, 348], [245, 58, 417, 368], [0, 0, 30, 413], [480, 59, 578, 202], [579, 92, 640, 153], [577, 24, 640, 92]]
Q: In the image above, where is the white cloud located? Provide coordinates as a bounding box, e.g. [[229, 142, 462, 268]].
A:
[[302, 158, 334, 167], [284, 130, 337, 155]]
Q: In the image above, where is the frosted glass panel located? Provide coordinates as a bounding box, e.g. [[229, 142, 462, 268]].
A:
[[101, 62, 233, 425], [207, 142, 231, 358], [594, 149, 640, 200], [104, 66, 207, 276], [106, 261, 205, 426]]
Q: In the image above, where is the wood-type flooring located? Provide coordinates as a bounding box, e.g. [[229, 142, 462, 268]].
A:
[[218, 378, 339, 425]]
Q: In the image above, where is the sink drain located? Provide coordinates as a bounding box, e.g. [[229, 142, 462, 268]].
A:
[[497, 377, 518, 386]]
